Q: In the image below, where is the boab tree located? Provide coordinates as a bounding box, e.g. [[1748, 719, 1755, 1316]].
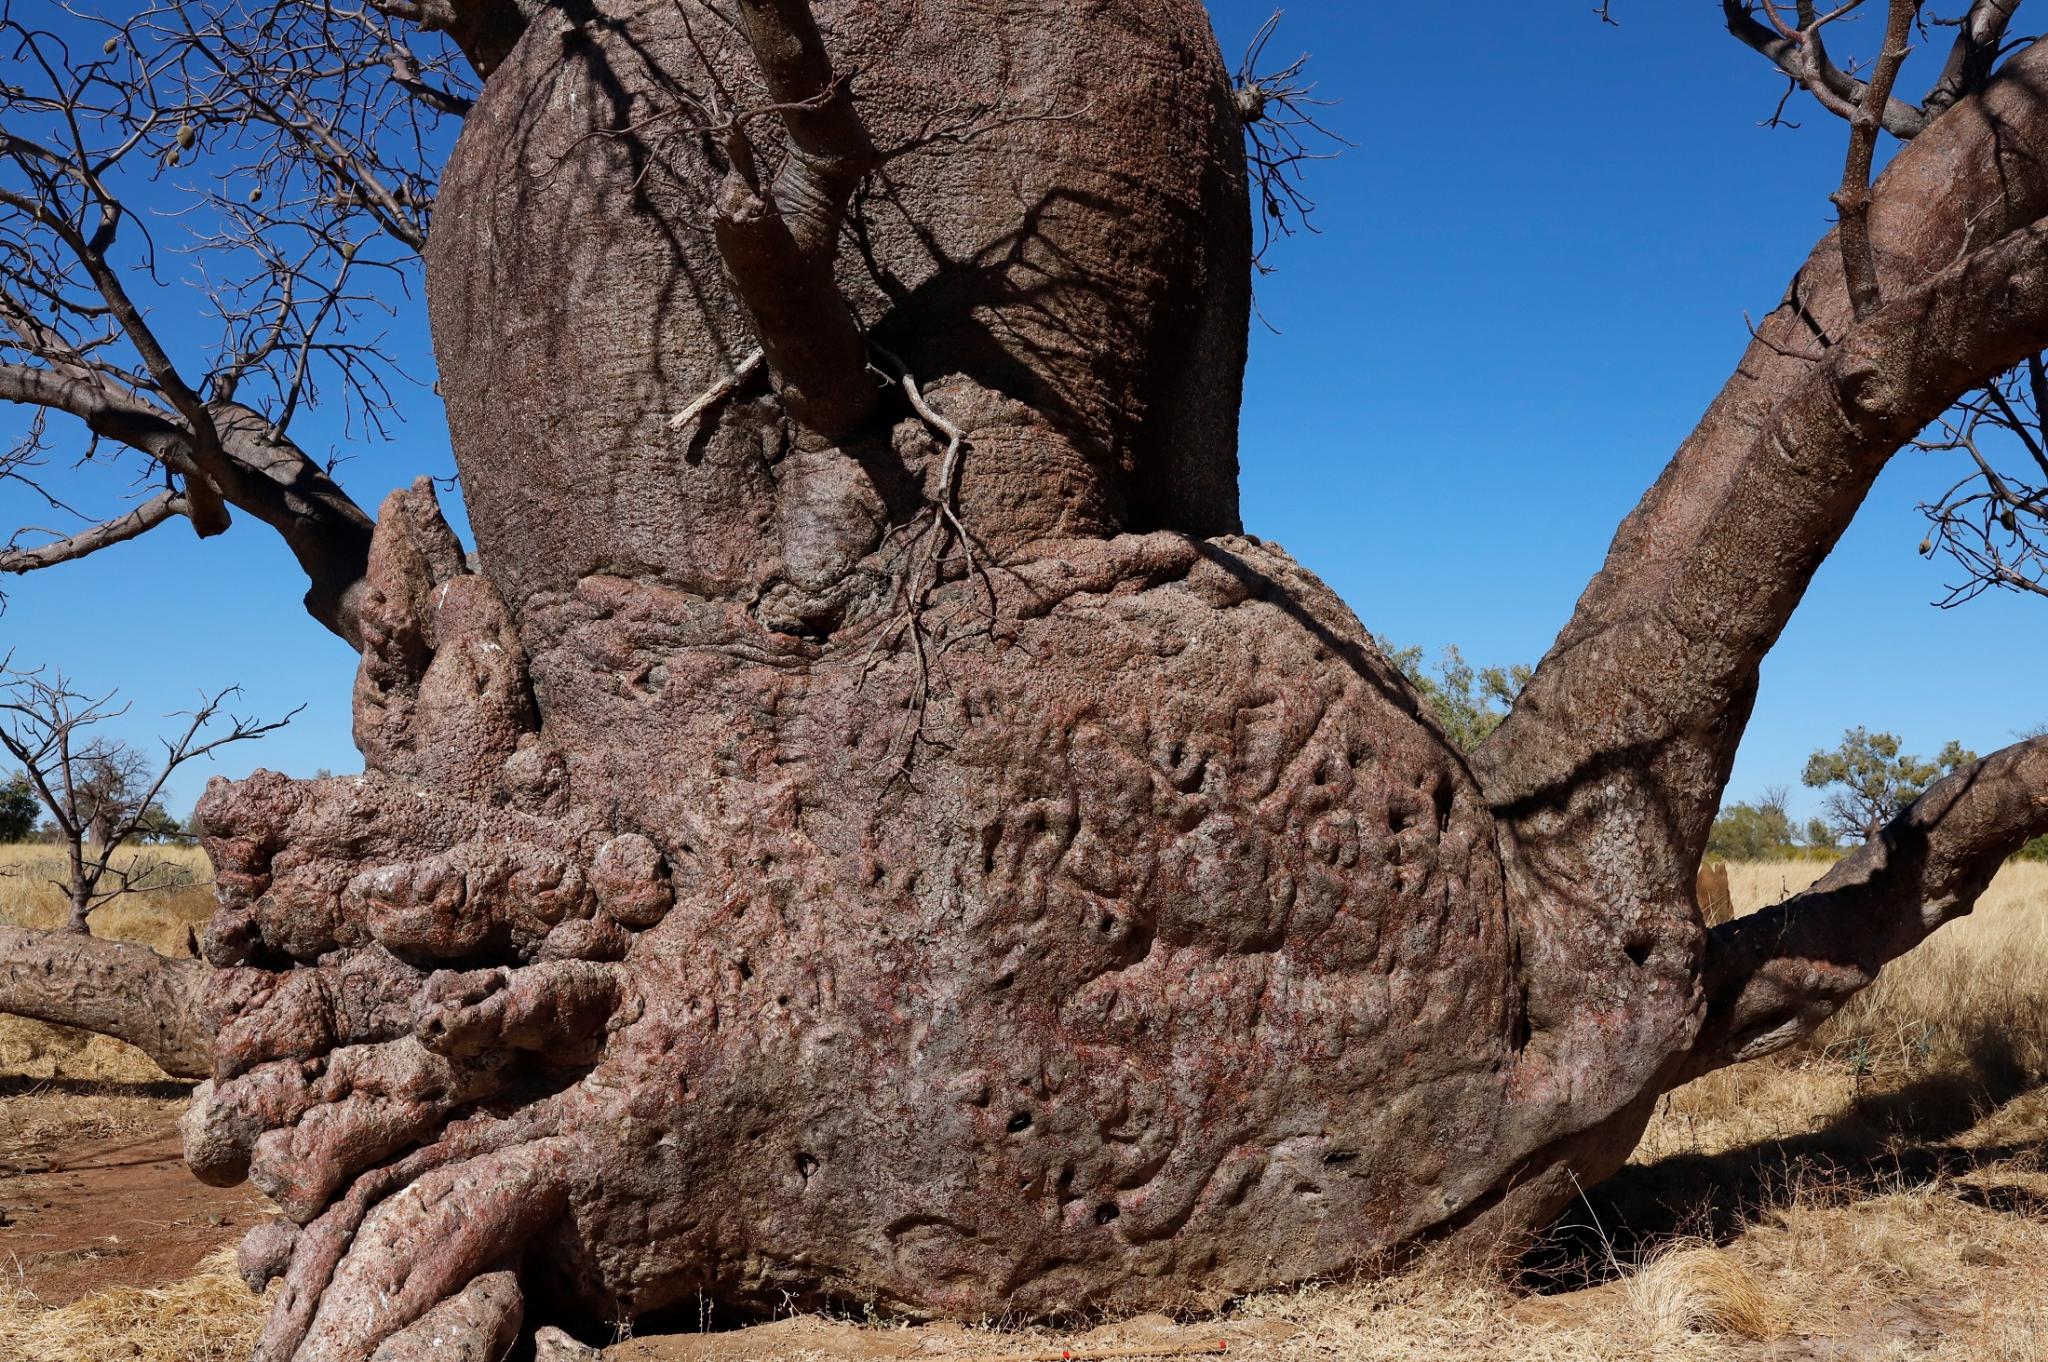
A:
[[4, 1, 2048, 1359]]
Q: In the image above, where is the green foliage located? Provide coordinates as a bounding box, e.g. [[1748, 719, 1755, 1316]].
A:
[[0, 772, 37, 843], [1377, 639, 1531, 754], [129, 801, 187, 844], [2019, 835, 2048, 863], [1802, 727, 1976, 844], [1707, 786, 1807, 861]]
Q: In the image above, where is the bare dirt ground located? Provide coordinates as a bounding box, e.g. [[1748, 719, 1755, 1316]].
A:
[[1, 860, 2044, 1361], [0, 1082, 268, 1306]]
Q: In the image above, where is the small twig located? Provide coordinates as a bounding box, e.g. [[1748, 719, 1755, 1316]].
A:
[[1743, 309, 1830, 362], [666, 347, 763, 432]]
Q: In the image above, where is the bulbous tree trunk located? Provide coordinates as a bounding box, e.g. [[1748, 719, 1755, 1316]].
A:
[[20, 3, 2037, 1359]]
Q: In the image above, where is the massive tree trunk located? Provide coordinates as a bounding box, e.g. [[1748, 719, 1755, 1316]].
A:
[[2, 4, 2042, 1359]]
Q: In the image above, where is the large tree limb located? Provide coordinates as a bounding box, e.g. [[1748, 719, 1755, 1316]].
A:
[[714, 0, 881, 442], [0, 924, 213, 1079], [1477, 41, 2048, 882], [1678, 734, 2048, 1081], [367, 0, 538, 77], [0, 366, 376, 644]]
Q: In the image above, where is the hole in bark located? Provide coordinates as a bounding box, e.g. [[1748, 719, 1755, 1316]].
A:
[[1007, 1111, 1033, 1134], [1430, 775, 1454, 829], [991, 971, 1015, 992], [737, 958, 754, 982], [1094, 1203, 1119, 1225], [1623, 940, 1651, 967], [1322, 1150, 1359, 1166], [796, 1152, 818, 1180]]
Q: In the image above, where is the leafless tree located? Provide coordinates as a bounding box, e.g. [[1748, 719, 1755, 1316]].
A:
[[0, 655, 290, 931], [0, 652, 286, 1078]]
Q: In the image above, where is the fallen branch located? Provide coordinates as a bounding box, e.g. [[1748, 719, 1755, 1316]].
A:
[[947, 1344, 1230, 1362]]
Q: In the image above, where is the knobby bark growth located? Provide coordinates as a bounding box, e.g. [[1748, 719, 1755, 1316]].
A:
[[1, 4, 2046, 1360]]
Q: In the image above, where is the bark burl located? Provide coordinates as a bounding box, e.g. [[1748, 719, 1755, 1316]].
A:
[[22, 2, 2048, 1359]]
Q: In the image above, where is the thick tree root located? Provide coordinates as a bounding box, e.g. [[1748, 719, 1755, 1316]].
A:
[[368, 1270, 524, 1362]]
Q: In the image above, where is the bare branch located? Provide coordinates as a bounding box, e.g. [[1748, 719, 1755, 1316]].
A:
[[1914, 351, 2048, 604], [0, 1, 450, 640], [1682, 733, 2048, 1078], [1233, 12, 1350, 273], [1722, 0, 1933, 137], [0, 488, 189, 572], [1833, 0, 1917, 318], [1922, 0, 2025, 117]]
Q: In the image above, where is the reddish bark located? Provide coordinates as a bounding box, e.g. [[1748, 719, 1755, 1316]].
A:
[[2, 5, 2045, 1360]]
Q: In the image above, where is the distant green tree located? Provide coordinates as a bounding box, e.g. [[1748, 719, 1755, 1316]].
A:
[[1379, 639, 1531, 754], [0, 772, 37, 843], [1708, 787, 1798, 861], [2020, 835, 2048, 862], [1802, 728, 1976, 844], [1803, 816, 1839, 852], [130, 801, 187, 845]]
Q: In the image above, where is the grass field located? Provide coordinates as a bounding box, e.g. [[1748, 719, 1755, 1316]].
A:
[[1, 856, 2044, 1360], [0, 844, 213, 1087]]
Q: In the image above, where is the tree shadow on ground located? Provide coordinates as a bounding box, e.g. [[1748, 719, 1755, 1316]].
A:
[[1523, 1035, 2048, 1291], [0, 1074, 193, 1101]]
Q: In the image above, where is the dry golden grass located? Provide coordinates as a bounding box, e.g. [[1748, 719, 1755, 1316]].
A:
[[2, 859, 2045, 1360], [0, 843, 212, 1084], [0, 1249, 266, 1362], [0, 843, 215, 952]]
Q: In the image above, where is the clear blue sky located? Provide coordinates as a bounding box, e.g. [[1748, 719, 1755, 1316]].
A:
[[3, 2, 2043, 822]]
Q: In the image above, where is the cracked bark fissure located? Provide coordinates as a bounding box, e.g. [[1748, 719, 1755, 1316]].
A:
[[3, 6, 2047, 1361]]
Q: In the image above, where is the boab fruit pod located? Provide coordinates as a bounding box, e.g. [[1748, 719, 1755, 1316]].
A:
[[168, 2, 2048, 1359]]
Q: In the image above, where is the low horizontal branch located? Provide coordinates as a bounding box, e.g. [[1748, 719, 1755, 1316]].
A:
[[1679, 733, 2048, 1082], [0, 924, 214, 1079]]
